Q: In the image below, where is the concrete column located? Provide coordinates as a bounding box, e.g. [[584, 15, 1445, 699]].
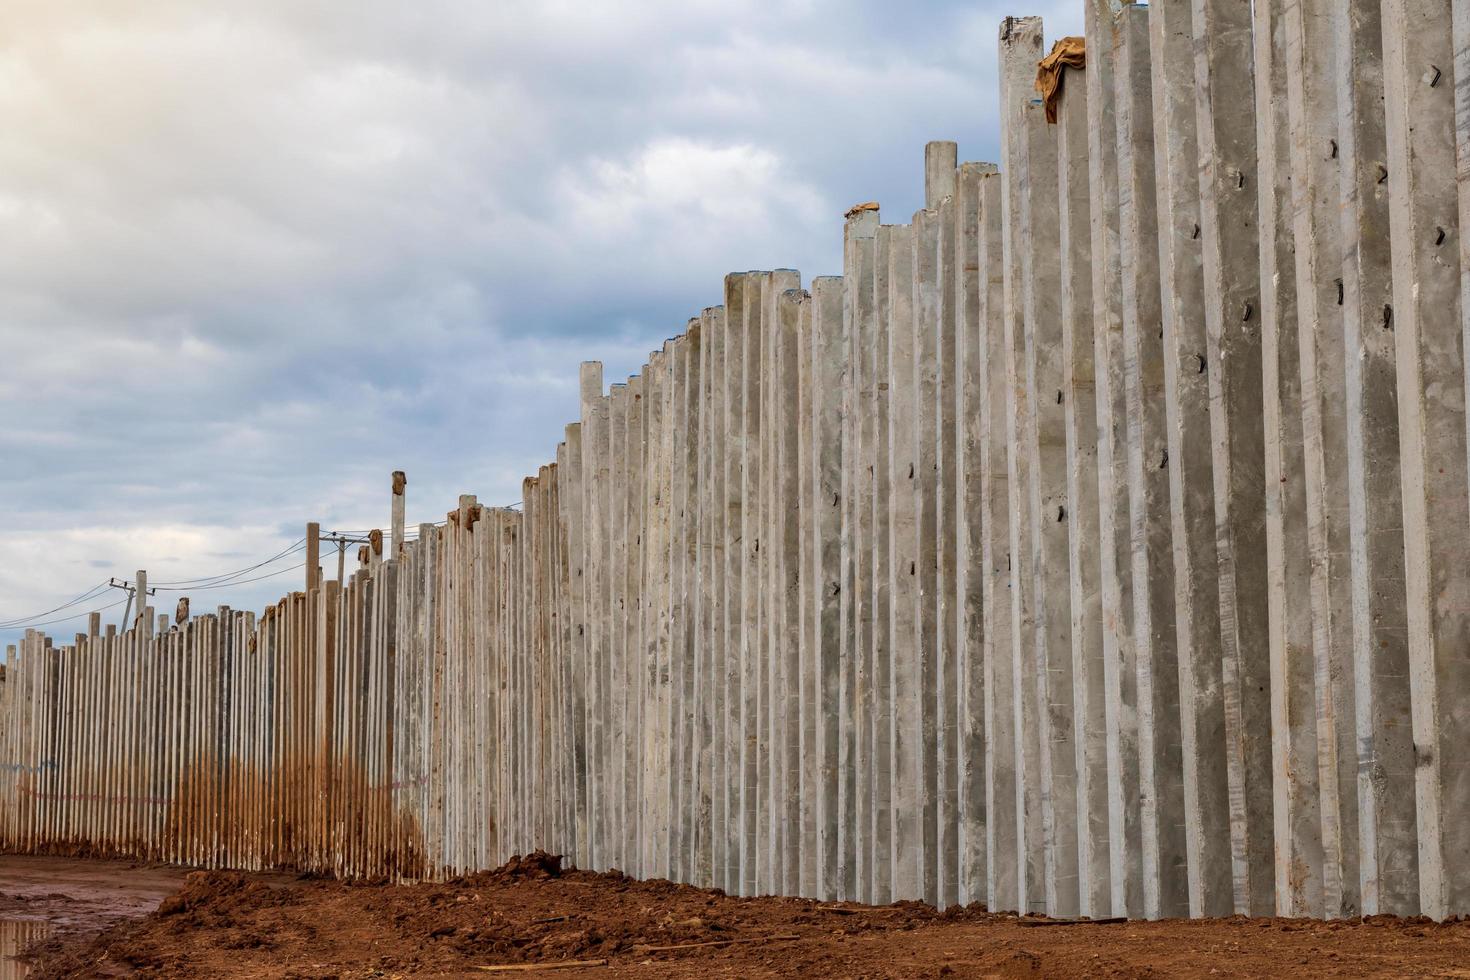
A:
[[929, 140, 962, 911], [955, 161, 995, 908], [1285, 0, 1356, 918], [812, 274, 845, 902], [720, 273, 746, 895], [739, 273, 766, 896], [630, 369, 649, 880], [307, 523, 321, 594], [913, 203, 942, 909], [774, 286, 804, 898], [391, 473, 406, 560], [1253, 0, 1320, 920], [1148, 0, 1226, 920], [796, 287, 818, 897], [870, 222, 895, 906], [765, 267, 800, 897], [134, 570, 148, 635], [844, 208, 879, 903], [607, 379, 630, 873], [642, 347, 671, 879], [998, 15, 1044, 916], [976, 169, 1016, 913], [1116, 5, 1187, 921], [1384, 0, 1468, 920], [699, 304, 728, 890], [564, 419, 589, 870], [1084, 0, 1143, 919], [1018, 40, 1080, 918], [1334, 0, 1417, 917], [886, 220, 922, 903], [1056, 71, 1109, 919], [669, 330, 694, 884], [1193, 0, 1275, 916]]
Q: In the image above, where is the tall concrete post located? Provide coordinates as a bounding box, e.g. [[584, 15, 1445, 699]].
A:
[[702, 304, 730, 892], [773, 287, 803, 898], [1285, 0, 1356, 918], [1056, 67, 1109, 919], [796, 288, 818, 897], [812, 275, 846, 902], [998, 14, 1045, 916], [955, 161, 995, 908], [765, 268, 800, 896], [1116, 5, 1187, 921], [870, 222, 895, 906], [391, 473, 407, 560], [1193, 0, 1275, 916], [1019, 44, 1080, 918], [1148, 0, 1225, 920], [910, 205, 940, 907], [844, 207, 880, 903], [1384, 0, 1469, 920], [886, 221, 922, 903], [1334, 0, 1417, 917], [976, 169, 1017, 913], [1254, 0, 1321, 919], [928, 140, 962, 911], [608, 379, 631, 875], [720, 274, 748, 895], [738, 274, 766, 896], [1084, 0, 1142, 919]]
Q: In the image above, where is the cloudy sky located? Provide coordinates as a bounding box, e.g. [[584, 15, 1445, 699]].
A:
[[0, 0, 1083, 647]]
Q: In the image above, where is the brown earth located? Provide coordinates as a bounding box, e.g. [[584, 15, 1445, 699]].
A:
[[10, 852, 1470, 978]]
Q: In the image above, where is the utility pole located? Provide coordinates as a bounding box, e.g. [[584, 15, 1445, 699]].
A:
[[108, 574, 155, 632], [319, 532, 372, 583]]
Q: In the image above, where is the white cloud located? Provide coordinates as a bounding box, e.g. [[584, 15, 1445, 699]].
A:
[[0, 0, 1086, 646]]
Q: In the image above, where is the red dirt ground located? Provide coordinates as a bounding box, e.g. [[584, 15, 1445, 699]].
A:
[[10, 852, 1470, 978]]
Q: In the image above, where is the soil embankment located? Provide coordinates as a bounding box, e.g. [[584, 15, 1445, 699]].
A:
[[10, 852, 1470, 978]]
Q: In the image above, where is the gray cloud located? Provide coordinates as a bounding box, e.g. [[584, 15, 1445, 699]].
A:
[[0, 0, 1084, 646]]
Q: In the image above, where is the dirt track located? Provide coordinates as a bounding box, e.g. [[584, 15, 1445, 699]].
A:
[[9, 853, 1470, 978]]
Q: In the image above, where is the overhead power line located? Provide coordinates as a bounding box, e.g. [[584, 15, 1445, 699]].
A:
[[4, 597, 130, 632], [155, 560, 308, 592], [150, 538, 308, 588], [0, 581, 112, 629]]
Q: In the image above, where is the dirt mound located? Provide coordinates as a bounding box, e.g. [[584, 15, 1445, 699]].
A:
[[26, 855, 1470, 978], [490, 849, 564, 880]]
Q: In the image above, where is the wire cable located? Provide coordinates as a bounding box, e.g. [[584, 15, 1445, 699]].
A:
[[157, 560, 308, 592], [0, 596, 128, 632], [150, 537, 308, 588], [0, 580, 113, 629]]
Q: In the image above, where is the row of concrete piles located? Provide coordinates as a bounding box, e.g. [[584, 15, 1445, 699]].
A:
[[5, 0, 1470, 922], [549, 0, 1469, 922]]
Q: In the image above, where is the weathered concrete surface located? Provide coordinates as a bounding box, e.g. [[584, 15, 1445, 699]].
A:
[[976, 166, 1017, 914], [1335, 0, 1418, 918], [1083, 0, 1143, 920], [954, 162, 995, 909], [1253, 0, 1321, 922], [1148, 0, 1224, 922], [1193, 0, 1275, 917], [1055, 70, 1110, 920], [931, 140, 962, 912], [912, 204, 941, 907], [1384, 0, 1469, 921], [1115, 4, 1186, 922], [1284, 0, 1357, 919], [999, 14, 1046, 916]]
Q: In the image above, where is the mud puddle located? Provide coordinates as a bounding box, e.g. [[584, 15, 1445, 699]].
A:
[[0, 855, 186, 976]]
